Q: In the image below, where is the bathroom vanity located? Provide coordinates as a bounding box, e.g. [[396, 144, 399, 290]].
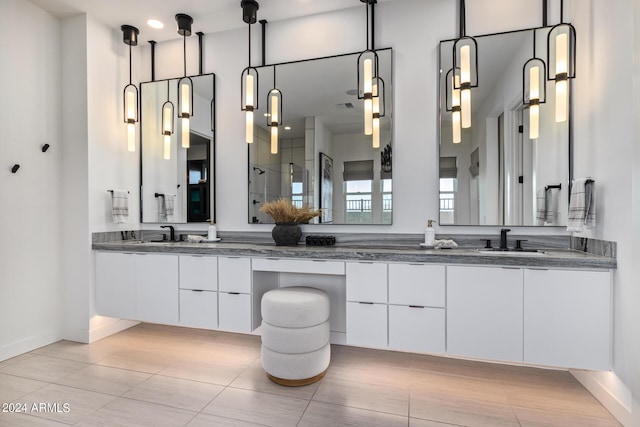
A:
[[93, 240, 615, 371]]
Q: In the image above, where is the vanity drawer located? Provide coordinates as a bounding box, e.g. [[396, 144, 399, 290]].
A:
[[218, 257, 252, 293], [252, 258, 345, 275], [346, 301, 387, 348], [179, 289, 218, 330], [179, 255, 217, 291], [346, 262, 388, 303], [389, 305, 445, 354], [388, 264, 445, 307], [218, 292, 252, 333]]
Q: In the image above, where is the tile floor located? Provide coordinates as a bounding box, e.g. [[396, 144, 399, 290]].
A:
[[0, 324, 621, 426]]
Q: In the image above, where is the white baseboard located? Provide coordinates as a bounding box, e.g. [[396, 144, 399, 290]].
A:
[[88, 317, 139, 343], [0, 330, 61, 362], [571, 370, 632, 426]]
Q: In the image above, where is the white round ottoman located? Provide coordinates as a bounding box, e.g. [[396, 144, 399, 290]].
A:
[[261, 287, 330, 386]]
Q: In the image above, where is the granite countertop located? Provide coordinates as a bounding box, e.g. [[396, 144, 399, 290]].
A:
[[92, 239, 616, 269]]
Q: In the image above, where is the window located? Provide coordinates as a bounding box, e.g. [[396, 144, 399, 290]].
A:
[[439, 178, 457, 225], [381, 179, 392, 224]]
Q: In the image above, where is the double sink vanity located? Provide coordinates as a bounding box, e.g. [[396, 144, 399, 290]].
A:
[[93, 235, 615, 372]]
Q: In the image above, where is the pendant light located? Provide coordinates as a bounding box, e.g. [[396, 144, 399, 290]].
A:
[[547, 0, 576, 123], [452, 0, 478, 129], [445, 68, 462, 144], [523, 30, 547, 140], [121, 25, 139, 152], [176, 14, 194, 148], [372, 77, 385, 148], [241, 0, 259, 144], [357, 0, 377, 137], [161, 80, 175, 159], [267, 66, 282, 154]]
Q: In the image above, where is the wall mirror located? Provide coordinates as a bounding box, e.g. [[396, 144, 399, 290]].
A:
[[439, 28, 570, 226], [248, 49, 393, 224], [140, 73, 216, 223]]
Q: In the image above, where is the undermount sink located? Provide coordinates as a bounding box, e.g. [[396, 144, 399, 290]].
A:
[[478, 249, 546, 256]]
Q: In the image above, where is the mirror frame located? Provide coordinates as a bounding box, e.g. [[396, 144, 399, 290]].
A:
[[437, 26, 572, 227], [139, 73, 217, 224], [247, 49, 394, 225]]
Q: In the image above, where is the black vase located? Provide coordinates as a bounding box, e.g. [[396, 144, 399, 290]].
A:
[[272, 223, 302, 246]]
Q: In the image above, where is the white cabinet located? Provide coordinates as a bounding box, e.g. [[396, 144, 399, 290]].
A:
[[178, 255, 218, 330], [346, 262, 388, 347], [346, 302, 387, 348], [447, 266, 524, 362], [219, 292, 252, 333], [389, 305, 445, 354], [388, 263, 445, 354], [524, 269, 611, 370], [179, 290, 218, 329], [179, 255, 217, 291], [135, 254, 179, 325], [218, 257, 252, 333], [95, 252, 136, 319]]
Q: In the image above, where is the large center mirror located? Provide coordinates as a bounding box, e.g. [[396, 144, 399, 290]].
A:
[[140, 74, 216, 223], [248, 49, 393, 224], [439, 28, 570, 226]]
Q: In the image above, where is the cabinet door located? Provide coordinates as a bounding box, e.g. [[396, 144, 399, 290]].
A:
[[346, 262, 387, 303], [179, 290, 218, 330], [388, 263, 445, 307], [218, 292, 252, 333], [447, 266, 523, 362], [524, 269, 611, 370], [179, 255, 217, 291], [135, 254, 179, 325], [389, 305, 445, 354], [218, 257, 252, 293], [95, 252, 136, 319], [346, 302, 387, 348]]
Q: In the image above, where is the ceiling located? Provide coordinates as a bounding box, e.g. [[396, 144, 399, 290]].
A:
[[28, 0, 394, 44]]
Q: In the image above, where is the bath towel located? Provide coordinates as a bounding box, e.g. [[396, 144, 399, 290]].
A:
[[111, 190, 129, 223], [158, 195, 167, 222], [567, 179, 596, 232], [165, 194, 175, 218]]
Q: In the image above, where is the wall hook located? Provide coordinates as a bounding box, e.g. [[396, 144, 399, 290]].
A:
[[42, 144, 50, 152], [11, 164, 20, 173]]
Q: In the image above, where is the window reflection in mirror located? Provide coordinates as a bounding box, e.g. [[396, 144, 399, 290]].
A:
[[248, 50, 393, 225], [439, 28, 570, 226], [140, 74, 215, 223]]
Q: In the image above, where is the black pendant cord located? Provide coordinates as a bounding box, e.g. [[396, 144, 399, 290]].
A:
[[273, 65, 276, 88], [183, 34, 187, 77], [560, 0, 564, 23], [533, 29, 536, 57], [248, 22, 252, 68], [166, 80, 170, 102], [542, 0, 548, 26], [128, 43, 133, 85], [365, 1, 369, 50], [370, 1, 375, 50], [459, 0, 466, 37]]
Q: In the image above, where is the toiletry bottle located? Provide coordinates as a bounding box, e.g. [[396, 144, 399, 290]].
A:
[[424, 220, 435, 246], [208, 219, 217, 240]]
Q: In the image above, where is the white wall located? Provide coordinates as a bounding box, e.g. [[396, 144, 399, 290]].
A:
[[0, 0, 63, 360], [567, 0, 636, 424]]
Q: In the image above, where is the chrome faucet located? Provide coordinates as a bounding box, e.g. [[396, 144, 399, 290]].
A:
[[499, 228, 511, 250], [160, 225, 175, 242]]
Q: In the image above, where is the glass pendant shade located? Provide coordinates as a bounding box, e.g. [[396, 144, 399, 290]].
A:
[[121, 25, 139, 153], [241, 68, 258, 143], [523, 55, 547, 139], [453, 37, 478, 130], [267, 86, 282, 154], [357, 50, 379, 137], [177, 77, 193, 148], [547, 23, 576, 123], [161, 99, 174, 160]]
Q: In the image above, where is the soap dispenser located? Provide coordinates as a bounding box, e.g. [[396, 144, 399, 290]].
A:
[[424, 219, 436, 246], [207, 219, 217, 241]]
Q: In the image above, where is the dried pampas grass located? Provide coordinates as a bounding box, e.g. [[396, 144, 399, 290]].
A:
[[259, 198, 321, 224]]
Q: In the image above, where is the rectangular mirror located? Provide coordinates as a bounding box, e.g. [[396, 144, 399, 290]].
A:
[[140, 74, 216, 223], [439, 28, 570, 226], [248, 49, 393, 225]]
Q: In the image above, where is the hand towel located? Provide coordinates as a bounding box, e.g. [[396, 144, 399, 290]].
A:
[[165, 194, 175, 218], [567, 179, 596, 232], [545, 187, 557, 225], [535, 188, 546, 225], [111, 190, 129, 224], [158, 196, 167, 222]]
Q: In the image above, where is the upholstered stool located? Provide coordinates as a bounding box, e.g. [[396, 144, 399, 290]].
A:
[[261, 287, 330, 386]]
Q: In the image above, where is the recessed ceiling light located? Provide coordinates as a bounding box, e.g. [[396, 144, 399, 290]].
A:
[[147, 19, 164, 29], [284, 126, 291, 130]]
